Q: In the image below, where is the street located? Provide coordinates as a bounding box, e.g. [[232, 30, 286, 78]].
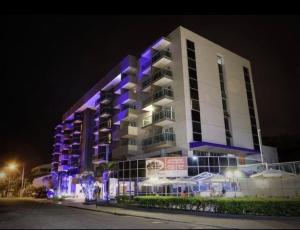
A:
[[0, 198, 217, 229], [1, 198, 300, 229]]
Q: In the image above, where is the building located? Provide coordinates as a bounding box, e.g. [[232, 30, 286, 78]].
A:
[[31, 164, 52, 188], [51, 26, 277, 197]]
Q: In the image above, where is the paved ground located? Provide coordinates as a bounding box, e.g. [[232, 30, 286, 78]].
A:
[[1, 198, 300, 229], [0, 198, 219, 229]]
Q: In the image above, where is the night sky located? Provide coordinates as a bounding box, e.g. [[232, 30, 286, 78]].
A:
[[1, 15, 300, 173]]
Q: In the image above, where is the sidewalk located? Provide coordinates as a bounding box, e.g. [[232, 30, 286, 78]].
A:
[[55, 198, 300, 229]]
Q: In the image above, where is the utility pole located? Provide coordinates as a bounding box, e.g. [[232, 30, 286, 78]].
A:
[[257, 128, 267, 169], [20, 164, 25, 197]]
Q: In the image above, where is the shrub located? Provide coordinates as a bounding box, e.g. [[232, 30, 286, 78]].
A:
[[117, 195, 300, 216]]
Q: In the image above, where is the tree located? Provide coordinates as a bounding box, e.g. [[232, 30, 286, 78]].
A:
[[79, 171, 96, 202], [97, 161, 118, 201]]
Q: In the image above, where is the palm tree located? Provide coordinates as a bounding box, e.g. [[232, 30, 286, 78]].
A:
[[98, 161, 118, 201]]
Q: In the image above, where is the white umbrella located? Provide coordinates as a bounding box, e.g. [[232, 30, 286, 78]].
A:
[[250, 168, 295, 178]]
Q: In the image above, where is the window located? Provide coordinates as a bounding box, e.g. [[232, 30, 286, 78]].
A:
[[186, 40, 195, 50], [192, 121, 201, 133], [198, 157, 209, 166], [190, 88, 199, 100], [138, 160, 145, 168], [189, 78, 198, 90], [191, 110, 201, 121], [191, 99, 200, 111], [188, 167, 198, 176], [188, 59, 197, 69], [187, 49, 195, 60], [193, 133, 202, 141], [188, 68, 197, 79]]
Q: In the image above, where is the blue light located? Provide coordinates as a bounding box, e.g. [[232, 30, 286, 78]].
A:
[[79, 173, 96, 201]]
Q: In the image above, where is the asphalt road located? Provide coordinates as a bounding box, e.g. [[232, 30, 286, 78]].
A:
[[0, 198, 216, 229]]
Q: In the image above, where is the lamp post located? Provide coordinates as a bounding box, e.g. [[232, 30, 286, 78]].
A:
[[7, 162, 25, 197], [225, 170, 242, 198]]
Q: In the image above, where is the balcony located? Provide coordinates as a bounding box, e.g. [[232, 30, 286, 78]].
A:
[[92, 152, 106, 164], [152, 68, 173, 87], [73, 124, 82, 133], [113, 144, 138, 159], [114, 74, 137, 94], [142, 88, 174, 109], [59, 154, 70, 161], [100, 92, 114, 105], [72, 135, 81, 144], [152, 50, 172, 68], [142, 115, 152, 127], [62, 149, 71, 154], [141, 59, 151, 75], [120, 125, 138, 138], [113, 108, 139, 125], [58, 165, 69, 172], [98, 136, 111, 145], [99, 119, 112, 132], [152, 109, 175, 126], [52, 155, 59, 163], [142, 132, 176, 150], [141, 75, 152, 92], [53, 146, 61, 154], [71, 149, 81, 156], [73, 113, 83, 123], [100, 106, 113, 118], [113, 91, 137, 109]]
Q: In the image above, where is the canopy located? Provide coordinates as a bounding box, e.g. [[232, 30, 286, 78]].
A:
[[139, 177, 197, 186], [192, 172, 227, 183], [250, 168, 295, 178]]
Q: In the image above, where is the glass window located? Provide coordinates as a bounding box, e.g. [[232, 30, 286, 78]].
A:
[[188, 157, 198, 166], [188, 59, 197, 69], [124, 170, 129, 178], [191, 99, 200, 111], [118, 162, 123, 170], [198, 167, 209, 173], [193, 133, 202, 141], [198, 157, 208, 166], [187, 49, 195, 60], [124, 161, 130, 170], [209, 157, 219, 167], [138, 160, 145, 169], [186, 40, 195, 50], [131, 169, 137, 178], [192, 110, 201, 121], [190, 89, 199, 100], [138, 169, 145, 178], [209, 167, 219, 173], [192, 121, 201, 133], [229, 158, 237, 166], [219, 157, 228, 166], [131, 160, 137, 169], [188, 167, 198, 176], [188, 68, 197, 79], [189, 78, 198, 90], [118, 170, 123, 178]]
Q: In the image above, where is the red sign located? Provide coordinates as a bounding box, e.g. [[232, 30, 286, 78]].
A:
[[146, 157, 188, 177]]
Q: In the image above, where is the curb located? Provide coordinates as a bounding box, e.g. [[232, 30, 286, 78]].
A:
[[58, 202, 227, 229]]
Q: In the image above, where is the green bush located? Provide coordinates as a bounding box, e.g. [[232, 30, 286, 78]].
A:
[[116, 195, 300, 216]]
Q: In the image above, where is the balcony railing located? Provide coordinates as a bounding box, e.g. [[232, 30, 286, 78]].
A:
[[99, 120, 112, 131], [153, 88, 173, 100], [100, 107, 113, 117], [113, 108, 138, 124], [100, 92, 114, 104], [142, 132, 175, 148], [142, 115, 152, 127], [152, 49, 172, 64], [152, 68, 172, 82], [152, 110, 175, 124], [74, 113, 83, 122]]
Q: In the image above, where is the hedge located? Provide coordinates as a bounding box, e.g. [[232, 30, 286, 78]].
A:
[[115, 195, 300, 216]]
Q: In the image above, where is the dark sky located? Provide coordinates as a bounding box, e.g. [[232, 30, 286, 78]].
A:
[[1, 15, 300, 172]]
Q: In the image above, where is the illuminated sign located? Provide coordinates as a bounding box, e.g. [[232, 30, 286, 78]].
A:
[[146, 157, 188, 178]]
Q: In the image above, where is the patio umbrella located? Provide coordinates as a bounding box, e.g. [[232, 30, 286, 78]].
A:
[[250, 169, 295, 178]]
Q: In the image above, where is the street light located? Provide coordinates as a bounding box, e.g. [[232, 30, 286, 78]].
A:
[[225, 169, 242, 198], [0, 172, 6, 179], [6, 162, 25, 197]]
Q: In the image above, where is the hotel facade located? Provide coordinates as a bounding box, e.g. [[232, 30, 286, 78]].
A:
[[51, 26, 277, 197]]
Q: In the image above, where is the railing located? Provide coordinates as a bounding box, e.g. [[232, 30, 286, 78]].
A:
[[99, 120, 112, 129], [142, 115, 152, 127], [153, 110, 175, 123], [142, 132, 175, 147], [152, 69, 172, 82], [152, 49, 172, 63], [100, 107, 113, 115], [153, 88, 174, 101], [142, 77, 152, 89]]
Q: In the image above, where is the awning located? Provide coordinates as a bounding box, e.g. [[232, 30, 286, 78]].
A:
[[190, 141, 260, 155], [250, 169, 296, 178]]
